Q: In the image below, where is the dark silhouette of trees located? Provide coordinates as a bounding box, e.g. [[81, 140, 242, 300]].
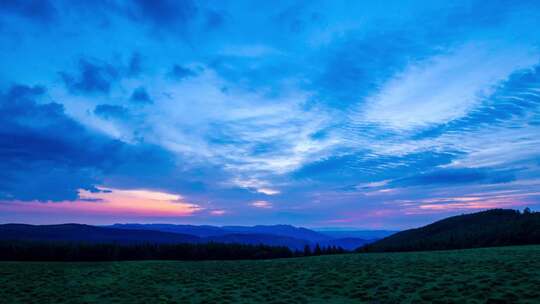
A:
[[298, 244, 345, 257], [0, 242, 292, 261], [303, 244, 312, 256], [0, 241, 347, 261], [314, 244, 322, 255]]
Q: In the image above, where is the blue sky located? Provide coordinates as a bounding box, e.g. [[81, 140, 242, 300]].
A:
[[1, 0, 540, 229]]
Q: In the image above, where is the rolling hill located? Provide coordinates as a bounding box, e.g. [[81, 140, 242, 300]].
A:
[[359, 209, 540, 252], [0, 224, 199, 244]]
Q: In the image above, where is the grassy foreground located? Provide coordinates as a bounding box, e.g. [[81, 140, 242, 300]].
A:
[[1, 245, 540, 304]]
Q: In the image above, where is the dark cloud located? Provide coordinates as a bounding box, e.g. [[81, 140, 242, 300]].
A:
[[0, 84, 192, 202], [204, 9, 225, 30], [313, 32, 439, 107], [274, 1, 321, 34], [396, 168, 516, 186], [130, 86, 152, 104], [168, 64, 197, 80], [60, 59, 120, 94], [0, 83, 239, 202], [293, 154, 358, 181], [127, 52, 143, 77], [0, 0, 56, 24], [293, 151, 457, 185], [0, 84, 119, 201], [94, 104, 129, 120], [127, 0, 197, 30]]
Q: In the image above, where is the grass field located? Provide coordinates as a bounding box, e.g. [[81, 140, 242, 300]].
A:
[[1, 245, 540, 304]]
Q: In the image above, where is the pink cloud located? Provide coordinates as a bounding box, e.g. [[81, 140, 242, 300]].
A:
[[0, 187, 202, 224], [209, 209, 226, 216], [398, 192, 537, 214], [250, 200, 272, 209]]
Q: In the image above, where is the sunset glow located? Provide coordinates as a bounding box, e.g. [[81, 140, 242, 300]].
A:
[[0, 188, 202, 224]]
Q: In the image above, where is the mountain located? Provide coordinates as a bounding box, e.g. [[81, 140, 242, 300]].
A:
[[206, 233, 311, 250], [110, 224, 332, 243], [359, 209, 540, 252], [320, 238, 371, 251], [0, 224, 325, 250], [317, 230, 398, 240], [0, 224, 200, 244], [0, 223, 377, 251], [110, 224, 373, 250], [222, 225, 332, 242], [110, 224, 227, 238]]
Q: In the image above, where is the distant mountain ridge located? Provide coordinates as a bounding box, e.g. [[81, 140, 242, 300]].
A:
[[109, 224, 228, 238], [317, 230, 398, 240], [110, 224, 369, 250], [110, 224, 332, 242], [359, 209, 540, 252], [223, 225, 332, 242], [0, 223, 372, 250]]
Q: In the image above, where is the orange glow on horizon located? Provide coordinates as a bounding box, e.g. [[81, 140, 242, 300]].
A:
[[0, 187, 203, 220], [75, 187, 202, 216]]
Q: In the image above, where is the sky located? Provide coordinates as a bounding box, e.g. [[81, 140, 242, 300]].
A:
[[1, 0, 540, 229]]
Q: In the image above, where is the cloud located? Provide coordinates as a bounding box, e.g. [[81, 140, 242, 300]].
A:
[[0, 0, 56, 24], [395, 168, 516, 186], [396, 189, 540, 214], [210, 209, 226, 216], [250, 200, 272, 209], [357, 43, 538, 131], [311, 29, 440, 108], [293, 151, 457, 186], [412, 62, 540, 142], [127, 0, 197, 31], [125, 67, 337, 186], [0, 84, 115, 201], [130, 86, 153, 104], [257, 188, 280, 196], [127, 52, 143, 77], [94, 104, 129, 120], [168, 64, 198, 80], [204, 9, 224, 30], [230, 178, 281, 196], [0, 84, 196, 202], [0, 187, 202, 223], [61, 59, 120, 94]]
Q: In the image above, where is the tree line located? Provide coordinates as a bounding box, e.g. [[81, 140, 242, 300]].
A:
[[0, 241, 346, 261]]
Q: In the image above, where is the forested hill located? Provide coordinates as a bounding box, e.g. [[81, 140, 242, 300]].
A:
[[0, 224, 200, 244], [359, 209, 540, 252]]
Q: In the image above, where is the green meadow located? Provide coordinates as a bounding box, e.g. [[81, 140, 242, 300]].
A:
[[1, 245, 539, 304]]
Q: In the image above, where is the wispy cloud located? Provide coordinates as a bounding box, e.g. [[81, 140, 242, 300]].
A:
[[250, 200, 273, 209], [356, 43, 538, 131]]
